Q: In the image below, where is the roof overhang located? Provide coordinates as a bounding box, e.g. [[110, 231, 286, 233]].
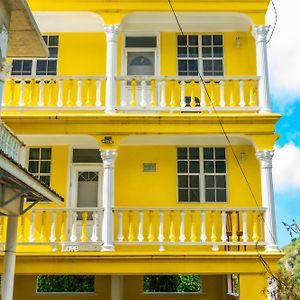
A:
[[0, 151, 63, 216], [1, 0, 48, 58]]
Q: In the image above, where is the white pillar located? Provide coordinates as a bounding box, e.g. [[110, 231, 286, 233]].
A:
[[1, 215, 18, 300], [100, 149, 117, 252], [0, 25, 9, 109], [104, 24, 119, 113], [111, 275, 123, 300], [252, 25, 271, 113], [256, 150, 278, 251]]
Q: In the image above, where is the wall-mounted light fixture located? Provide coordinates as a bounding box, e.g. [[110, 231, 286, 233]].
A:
[[240, 150, 246, 163], [236, 35, 241, 48], [101, 136, 114, 144]]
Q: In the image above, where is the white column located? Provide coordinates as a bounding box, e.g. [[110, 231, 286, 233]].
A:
[[256, 150, 278, 251], [1, 215, 18, 300], [111, 275, 123, 300], [252, 25, 271, 113], [101, 149, 117, 251], [104, 24, 119, 113], [0, 25, 9, 109]]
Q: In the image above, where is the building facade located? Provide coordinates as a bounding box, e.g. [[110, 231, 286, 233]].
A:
[[0, 0, 282, 299]]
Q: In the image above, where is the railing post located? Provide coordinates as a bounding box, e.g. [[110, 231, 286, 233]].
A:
[[100, 149, 117, 251], [256, 150, 278, 251], [252, 25, 271, 113], [104, 24, 119, 113]]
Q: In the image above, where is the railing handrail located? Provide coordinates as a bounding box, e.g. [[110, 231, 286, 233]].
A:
[[113, 207, 266, 212], [0, 121, 25, 147], [116, 75, 260, 82], [6, 75, 107, 81], [31, 207, 104, 212]]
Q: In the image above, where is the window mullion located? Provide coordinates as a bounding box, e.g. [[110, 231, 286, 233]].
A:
[[200, 147, 205, 203], [198, 35, 204, 77]]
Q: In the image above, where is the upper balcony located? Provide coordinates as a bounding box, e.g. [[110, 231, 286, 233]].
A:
[[1, 10, 272, 115]]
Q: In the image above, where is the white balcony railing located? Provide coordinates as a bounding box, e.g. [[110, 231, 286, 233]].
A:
[[0, 206, 266, 252], [2, 75, 260, 112], [0, 121, 24, 163]]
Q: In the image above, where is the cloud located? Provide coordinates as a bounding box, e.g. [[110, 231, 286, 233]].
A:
[[273, 143, 300, 192], [266, 0, 300, 108]]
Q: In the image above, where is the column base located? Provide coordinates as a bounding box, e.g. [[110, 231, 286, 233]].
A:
[[104, 107, 116, 113], [259, 107, 271, 113], [101, 244, 115, 252], [265, 243, 280, 252]]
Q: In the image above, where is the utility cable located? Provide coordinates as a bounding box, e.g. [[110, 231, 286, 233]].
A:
[[267, 0, 278, 44]]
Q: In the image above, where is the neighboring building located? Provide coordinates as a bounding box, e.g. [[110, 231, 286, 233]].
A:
[[0, 0, 282, 299]]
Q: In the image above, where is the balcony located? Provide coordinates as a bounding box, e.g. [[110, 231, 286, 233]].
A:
[[0, 206, 266, 253], [0, 121, 24, 164], [2, 75, 260, 113]]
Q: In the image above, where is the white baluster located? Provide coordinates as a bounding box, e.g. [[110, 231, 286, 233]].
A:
[[239, 81, 245, 107], [38, 80, 45, 107], [179, 210, 185, 242], [140, 80, 147, 107], [221, 211, 227, 242], [158, 210, 165, 252], [120, 81, 127, 107], [96, 79, 102, 107], [76, 79, 82, 107], [117, 211, 124, 242], [160, 81, 166, 107], [200, 81, 206, 107], [18, 79, 25, 106], [242, 211, 249, 242], [180, 81, 186, 107], [50, 211, 57, 243], [200, 211, 207, 242], [28, 211, 36, 242], [70, 211, 78, 242], [57, 79, 63, 107], [219, 81, 225, 107], [137, 210, 144, 242], [229, 81, 235, 106], [91, 211, 99, 242]]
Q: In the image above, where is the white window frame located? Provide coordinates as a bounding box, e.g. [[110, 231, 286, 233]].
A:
[[11, 35, 59, 76], [177, 34, 224, 77], [177, 146, 228, 203]]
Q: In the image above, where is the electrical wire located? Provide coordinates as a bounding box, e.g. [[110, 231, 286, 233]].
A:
[[166, 0, 290, 295], [267, 0, 278, 44]]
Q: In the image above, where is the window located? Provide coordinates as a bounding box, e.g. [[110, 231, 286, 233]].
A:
[[177, 34, 224, 76], [28, 148, 52, 186], [11, 35, 59, 76], [177, 147, 227, 202]]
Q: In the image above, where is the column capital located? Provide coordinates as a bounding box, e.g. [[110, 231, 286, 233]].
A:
[[256, 150, 274, 168], [104, 24, 120, 41], [100, 149, 117, 166], [252, 25, 270, 43], [0, 59, 12, 74]]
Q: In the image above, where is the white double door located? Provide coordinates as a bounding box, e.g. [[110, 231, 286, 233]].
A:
[[69, 164, 103, 244]]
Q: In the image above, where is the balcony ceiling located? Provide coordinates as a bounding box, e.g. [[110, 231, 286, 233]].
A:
[[2, 0, 48, 58]]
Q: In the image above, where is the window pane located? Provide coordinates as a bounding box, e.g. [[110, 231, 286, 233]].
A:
[[189, 175, 199, 188], [178, 175, 188, 188], [178, 161, 188, 173], [213, 47, 223, 58], [204, 161, 214, 173], [23, 60, 32, 72], [179, 189, 188, 202], [41, 148, 51, 160], [216, 175, 226, 188], [213, 35, 223, 46], [188, 47, 198, 58], [189, 161, 200, 173], [216, 161, 226, 173], [202, 35, 212, 46], [177, 35, 187, 46], [49, 47, 58, 58], [48, 60, 57, 73], [49, 36, 59, 46], [177, 148, 187, 159], [188, 60, 198, 72], [202, 47, 212, 58], [40, 161, 51, 173], [29, 161, 39, 173], [126, 36, 157, 48], [29, 148, 40, 160], [37, 60, 47, 73], [205, 189, 215, 202], [12, 60, 22, 72], [213, 60, 223, 72], [204, 148, 213, 159], [215, 148, 225, 159], [189, 148, 199, 159], [178, 47, 187, 58], [178, 60, 187, 72], [188, 35, 198, 46], [216, 189, 226, 202], [205, 175, 215, 188], [203, 60, 213, 72], [40, 176, 50, 186], [190, 189, 200, 202], [73, 149, 102, 163]]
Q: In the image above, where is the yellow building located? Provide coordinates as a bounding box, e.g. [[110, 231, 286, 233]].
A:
[[0, 0, 283, 299]]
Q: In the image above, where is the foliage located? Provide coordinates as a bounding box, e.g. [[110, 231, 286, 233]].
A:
[[37, 275, 95, 293], [144, 275, 201, 293]]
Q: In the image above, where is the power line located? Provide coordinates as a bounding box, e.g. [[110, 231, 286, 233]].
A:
[[267, 0, 278, 44]]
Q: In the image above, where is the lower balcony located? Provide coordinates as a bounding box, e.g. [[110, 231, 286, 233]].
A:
[[2, 75, 259, 113], [0, 206, 266, 253]]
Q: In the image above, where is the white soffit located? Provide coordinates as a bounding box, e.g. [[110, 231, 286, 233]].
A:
[[33, 12, 105, 32], [121, 12, 253, 32]]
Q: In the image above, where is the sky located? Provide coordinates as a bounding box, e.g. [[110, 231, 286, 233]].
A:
[[266, 0, 300, 246]]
